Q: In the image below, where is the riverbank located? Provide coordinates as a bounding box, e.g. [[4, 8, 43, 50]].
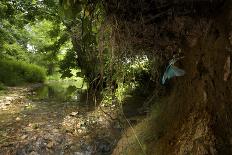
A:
[[0, 84, 121, 154]]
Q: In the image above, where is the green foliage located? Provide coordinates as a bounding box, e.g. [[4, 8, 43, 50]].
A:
[[0, 0, 60, 46], [0, 83, 6, 90], [59, 0, 82, 19], [27, 20, 68, 53], [59, 0, 106, 91], [27, 20, 55, 51], [0, 59, 46, 86], [2, 43, 29, 61], [0, 0, 67, 77], [25, 19, 70, 75], [59, 49, 78, 78]]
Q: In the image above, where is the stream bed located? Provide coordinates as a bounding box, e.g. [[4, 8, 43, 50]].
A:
[[0, 82, 121, 155]]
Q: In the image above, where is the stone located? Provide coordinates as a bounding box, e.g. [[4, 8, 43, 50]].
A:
[[5, 102, 11, 105], [47, 141, 54, 149], [74, 152, 85, 155], [29, 151, 39, 155], [21, 135, 28, 139], [16, 117, 21, 121], [70, 111, 79, 116]]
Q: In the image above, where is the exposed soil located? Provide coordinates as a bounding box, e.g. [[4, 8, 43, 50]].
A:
[[0, 85, 121, 155], [109, 1, 232, 154]]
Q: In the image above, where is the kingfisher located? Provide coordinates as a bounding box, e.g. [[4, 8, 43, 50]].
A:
[[162, 57, 185, 84]]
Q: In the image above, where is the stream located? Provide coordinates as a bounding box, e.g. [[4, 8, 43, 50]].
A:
[[0, 81, 121, 155]]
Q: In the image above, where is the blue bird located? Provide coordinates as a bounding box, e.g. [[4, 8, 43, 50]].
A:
[[162, 57, 185, 84]]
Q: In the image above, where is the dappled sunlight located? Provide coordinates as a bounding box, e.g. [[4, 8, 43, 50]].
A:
[[1, 0, 232, 154], [0, 87, 37, 116], [0, 82, 121, 154]]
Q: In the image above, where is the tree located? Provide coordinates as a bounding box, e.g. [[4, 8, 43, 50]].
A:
[[59, 0, 107, 92], [0, 0, 70, 75]]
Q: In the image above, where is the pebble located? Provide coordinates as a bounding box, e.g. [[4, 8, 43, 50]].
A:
[[16, 117, 21, 121], [5, 102, 11, 105], [0, 87, 117, 155], [21, 135, 28, 139], [70, 111, 79, 116], [74, 151, 91, 155], [47, 141, 54, 149], [74, 152, 84, 155], [29, 151, 39, 155]]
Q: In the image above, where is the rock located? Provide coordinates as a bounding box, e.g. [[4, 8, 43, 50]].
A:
[[47, 141, 54, 149], [5, 102, 11, 105], [78, 129, 83, 133], [25, 126, 33, 132], [29, 151, 39, 155], [111, 104, 116, 108], [25, 103, 32, 108], [70, 111, 79, 117], [21, 135, 28, 139], [2, 107, 7, 110], [5, 96, 13, 101], [52, 129, 59, 133], [97, 140, 111, 153], [33, 124, 39, 129], [35, 137, 46, 149], [16, 117, 21, 121], [74, 152, 85, 155]]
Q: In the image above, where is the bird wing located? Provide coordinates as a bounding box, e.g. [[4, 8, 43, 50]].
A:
[[170, 65, 185, 77], [162, 65, 185, 84], [162, 71, 168, 84], [162, 65, 171, 84]]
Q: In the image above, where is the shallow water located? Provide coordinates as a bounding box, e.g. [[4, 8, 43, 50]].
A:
[[32, 80, 86, 101]]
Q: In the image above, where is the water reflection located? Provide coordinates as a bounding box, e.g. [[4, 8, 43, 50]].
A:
[[32, 81, 86, 102]]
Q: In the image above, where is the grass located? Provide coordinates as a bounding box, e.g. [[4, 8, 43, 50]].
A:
[[112, 97, 168, 155], [0, 59, 46, 86]]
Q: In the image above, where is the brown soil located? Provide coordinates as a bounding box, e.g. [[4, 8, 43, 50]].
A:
[[112, 1, 232, 155], [0, 85, 121, 155]]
